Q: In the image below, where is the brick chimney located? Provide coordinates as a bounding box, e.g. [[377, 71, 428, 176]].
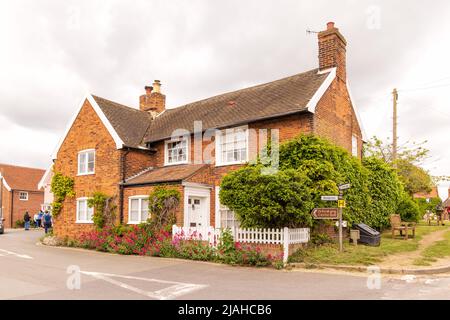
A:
[[139, 80, 166, 116], [318, 22, 347, 82]]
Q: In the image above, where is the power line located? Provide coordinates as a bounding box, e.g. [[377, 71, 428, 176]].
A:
[[399, 82, 450, 93]]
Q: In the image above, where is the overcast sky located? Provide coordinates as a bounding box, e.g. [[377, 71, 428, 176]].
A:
[[1, 0, 449, 198]]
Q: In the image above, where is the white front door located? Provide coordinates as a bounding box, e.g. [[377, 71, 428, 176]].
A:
[[188, 197, 204, 228]]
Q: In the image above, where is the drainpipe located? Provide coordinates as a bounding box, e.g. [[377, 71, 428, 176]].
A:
[[119, 148, 130, 225], [10, 190, 14, 228]]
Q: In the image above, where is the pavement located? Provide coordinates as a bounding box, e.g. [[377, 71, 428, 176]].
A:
[[1, 229, 450, 300]]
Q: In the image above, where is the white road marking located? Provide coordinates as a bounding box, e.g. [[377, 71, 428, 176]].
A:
[[81, 271, 208, 300], [0, 249, 33, 260]]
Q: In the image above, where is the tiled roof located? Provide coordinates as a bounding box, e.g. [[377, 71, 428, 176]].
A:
[[92, 95, 152, 148], [443, 198, 450, 208], [144, 68, 330, 142], [90, 68, 330, 147], [123, 164, 207, 186], [0, 164, 46, 192]]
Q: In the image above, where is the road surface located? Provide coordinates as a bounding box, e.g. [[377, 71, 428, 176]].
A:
[[1, 229, 450, 300]]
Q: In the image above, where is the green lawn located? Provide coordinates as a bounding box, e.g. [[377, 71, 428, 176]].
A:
[[289, 223, 448, 266], [413, 229, 450, 266]]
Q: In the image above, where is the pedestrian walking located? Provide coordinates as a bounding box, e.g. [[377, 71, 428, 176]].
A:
[[43, 211, 52, 234], [37, 210, 44, 228], [23, 212, 31, 231], [33, 212, 39, 228]]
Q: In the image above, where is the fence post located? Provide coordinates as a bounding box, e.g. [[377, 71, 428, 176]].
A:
[[283, 227, 289, 264]]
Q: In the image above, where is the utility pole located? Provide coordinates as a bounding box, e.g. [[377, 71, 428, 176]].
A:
[[338, 189, 344, 252], [392, 88, 399, 165]]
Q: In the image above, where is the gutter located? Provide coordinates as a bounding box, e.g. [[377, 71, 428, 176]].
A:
[[121, 179, 183, 188]]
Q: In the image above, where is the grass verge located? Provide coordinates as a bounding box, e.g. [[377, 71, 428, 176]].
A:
[[413, 229, 450, 266], [289, 223, 448, 266]]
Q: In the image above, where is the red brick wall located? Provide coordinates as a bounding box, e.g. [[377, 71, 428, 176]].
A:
[[53, 99, 122, 238], [1, 185, 11, 227], [123, 184, 183, 225], [0, 187, 43, 228], [124, 149, 155, 179], [314, 79, 363, 158], [11, 190, 44, 228]]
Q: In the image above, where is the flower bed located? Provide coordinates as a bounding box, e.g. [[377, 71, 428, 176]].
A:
[[59, 224, 284, 268]]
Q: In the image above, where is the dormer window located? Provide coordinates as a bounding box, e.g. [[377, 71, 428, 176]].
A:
[[78, 149, 95, 175], [164, 136, 189, 166]]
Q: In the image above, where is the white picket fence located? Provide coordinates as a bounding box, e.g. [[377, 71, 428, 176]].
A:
[[172, 225, 310, 263]]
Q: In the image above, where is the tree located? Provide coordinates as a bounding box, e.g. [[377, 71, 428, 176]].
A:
[[396, 159, 433, 195], [365, 136, 434, 195]]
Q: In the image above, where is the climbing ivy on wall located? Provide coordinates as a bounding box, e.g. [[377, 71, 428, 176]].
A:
[[51, 172, 75, 216], [88, 192, 117, 229]]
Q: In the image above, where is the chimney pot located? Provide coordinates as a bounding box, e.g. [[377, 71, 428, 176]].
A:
[[153, 80, 161, 93], [327, 22, 335, 30], [145, 86, 153, 95], [139, 80, 166, 115]]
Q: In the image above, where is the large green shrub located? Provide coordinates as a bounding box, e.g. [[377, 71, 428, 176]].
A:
[[363, 157, 405, 228], [220, 134, 408, 230], [220, 166, 315, 228], [397, 195, 421, 222]]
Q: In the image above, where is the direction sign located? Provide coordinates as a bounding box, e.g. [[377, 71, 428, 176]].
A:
[[321, 196, 339, 201], [312, 208, 339, 220], [338, 183, 351, 190]]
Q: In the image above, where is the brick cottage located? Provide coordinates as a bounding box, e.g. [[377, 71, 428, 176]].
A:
[[47, 22, 365, 238], [0, 164, 45, 228]]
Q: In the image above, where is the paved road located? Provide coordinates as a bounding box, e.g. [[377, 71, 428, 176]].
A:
[[1, 229, 450, 300]]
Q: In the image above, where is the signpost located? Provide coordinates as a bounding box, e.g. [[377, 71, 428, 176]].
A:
[[311, 208, 339, 220], [312, 183, 352, 253], [336, 183, 351, 252], [321, 196, 339, 201]]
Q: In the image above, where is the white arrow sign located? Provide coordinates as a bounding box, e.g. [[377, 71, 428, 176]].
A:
[[339, 183, 351, 190], [321, 196, 339, 201]]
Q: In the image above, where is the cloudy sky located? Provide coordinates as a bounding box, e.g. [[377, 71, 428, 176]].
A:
[[1, 0, 449, 198]]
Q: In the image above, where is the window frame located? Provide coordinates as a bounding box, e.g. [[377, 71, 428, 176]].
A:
[[215, 187, 240, 229], [128, 196, 150, 224], [76, 197, 94, 224], [19, 191, 29, 201], [215, 125, 249, 167], [77, 149, 96, 176], [164, 136, 189, 166], [351, 135, 358, 157]]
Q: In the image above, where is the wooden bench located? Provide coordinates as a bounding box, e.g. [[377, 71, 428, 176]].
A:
[[390, 214, 416, 240]]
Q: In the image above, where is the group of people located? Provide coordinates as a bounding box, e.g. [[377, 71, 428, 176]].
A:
[[23, 210, 52, 233]]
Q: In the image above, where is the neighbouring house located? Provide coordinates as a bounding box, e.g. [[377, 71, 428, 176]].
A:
[[37, 165, 54, 213], [0, 164, 45, 228], [48, 22, 366, 239], [413, 186, 440, 201]]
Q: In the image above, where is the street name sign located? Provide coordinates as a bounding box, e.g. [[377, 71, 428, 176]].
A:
[[321, 196, 339, 201], [312, 208, 339, 220], [338, 183, 351, 190]]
